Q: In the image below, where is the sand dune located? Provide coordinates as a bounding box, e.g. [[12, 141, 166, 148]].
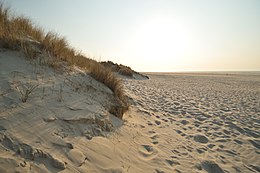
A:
[[0, 49, 122, 172], [1, 49, 259, 172]]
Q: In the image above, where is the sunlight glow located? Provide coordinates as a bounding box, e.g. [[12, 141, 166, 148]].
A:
[[126, 16, 193, 71], [9, 0, 260, 72]]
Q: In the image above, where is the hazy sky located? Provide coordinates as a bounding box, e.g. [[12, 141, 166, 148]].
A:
[[6, 0, 260, 72]]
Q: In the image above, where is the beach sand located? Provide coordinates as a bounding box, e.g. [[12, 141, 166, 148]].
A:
[[123, 72, 260, 173], [0, 50, 259, 172]]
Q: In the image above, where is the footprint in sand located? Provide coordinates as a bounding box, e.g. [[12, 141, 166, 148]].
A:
[[162, 119, 168, 123], [67, 148, 85, 166], [207, 143, 215, 149], [148, 130, 156, 134], [194, 134, 209, 144], [196, 147, 208, 154], [150, 134, 159, 145], [180, 119, 189, 125], [147, 121, 153, 126], [155, 120, 161, 126], [174, 129, 186, 137], [249, 139, 260, 149], [200, 160, 224, 173], [165, 159, 180, 168], [138, 145, 158, 160]]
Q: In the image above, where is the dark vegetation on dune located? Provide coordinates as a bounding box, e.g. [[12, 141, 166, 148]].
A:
[[0, 2, 128, 119], [101, 61, 149, 79]]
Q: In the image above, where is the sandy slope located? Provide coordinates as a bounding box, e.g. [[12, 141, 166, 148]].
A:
[[0, 49, 122, 172], [0, 49, 259, 173]]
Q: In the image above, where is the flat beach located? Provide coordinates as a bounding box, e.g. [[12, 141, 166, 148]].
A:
[[123, 72, 260, 172]]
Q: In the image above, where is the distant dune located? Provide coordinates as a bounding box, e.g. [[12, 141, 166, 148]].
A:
[[101, 61, 149, 80]]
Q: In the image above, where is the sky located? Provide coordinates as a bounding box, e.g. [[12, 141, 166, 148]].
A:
[[6, 0, 260, 72]]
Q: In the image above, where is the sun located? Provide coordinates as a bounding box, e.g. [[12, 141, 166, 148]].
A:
[[129, 16, 189, 64]]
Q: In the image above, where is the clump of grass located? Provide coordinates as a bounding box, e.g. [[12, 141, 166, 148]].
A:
[[102, 61, 149, 79], [15, 82, 39, 102], [101, 61, 134, 77], [20, 40, 38, 60], [118, 67, 133, 77], [0, 2, 128, 118]]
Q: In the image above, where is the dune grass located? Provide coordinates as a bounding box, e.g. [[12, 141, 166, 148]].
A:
[[0, 2, 128, 119], [101, 61, 134, 77], [101, 61, 149, 79]]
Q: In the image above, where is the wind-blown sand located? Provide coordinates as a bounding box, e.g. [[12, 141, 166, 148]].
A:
[[0, 50, 259, 173]]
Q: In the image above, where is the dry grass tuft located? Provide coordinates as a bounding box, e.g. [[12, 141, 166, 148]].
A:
[[101, 61, 134, 77], [20, 41, 38, 60], [0, 1, 128, 118], [102, 61, 149, 79], [15, 82, 39, 102]]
